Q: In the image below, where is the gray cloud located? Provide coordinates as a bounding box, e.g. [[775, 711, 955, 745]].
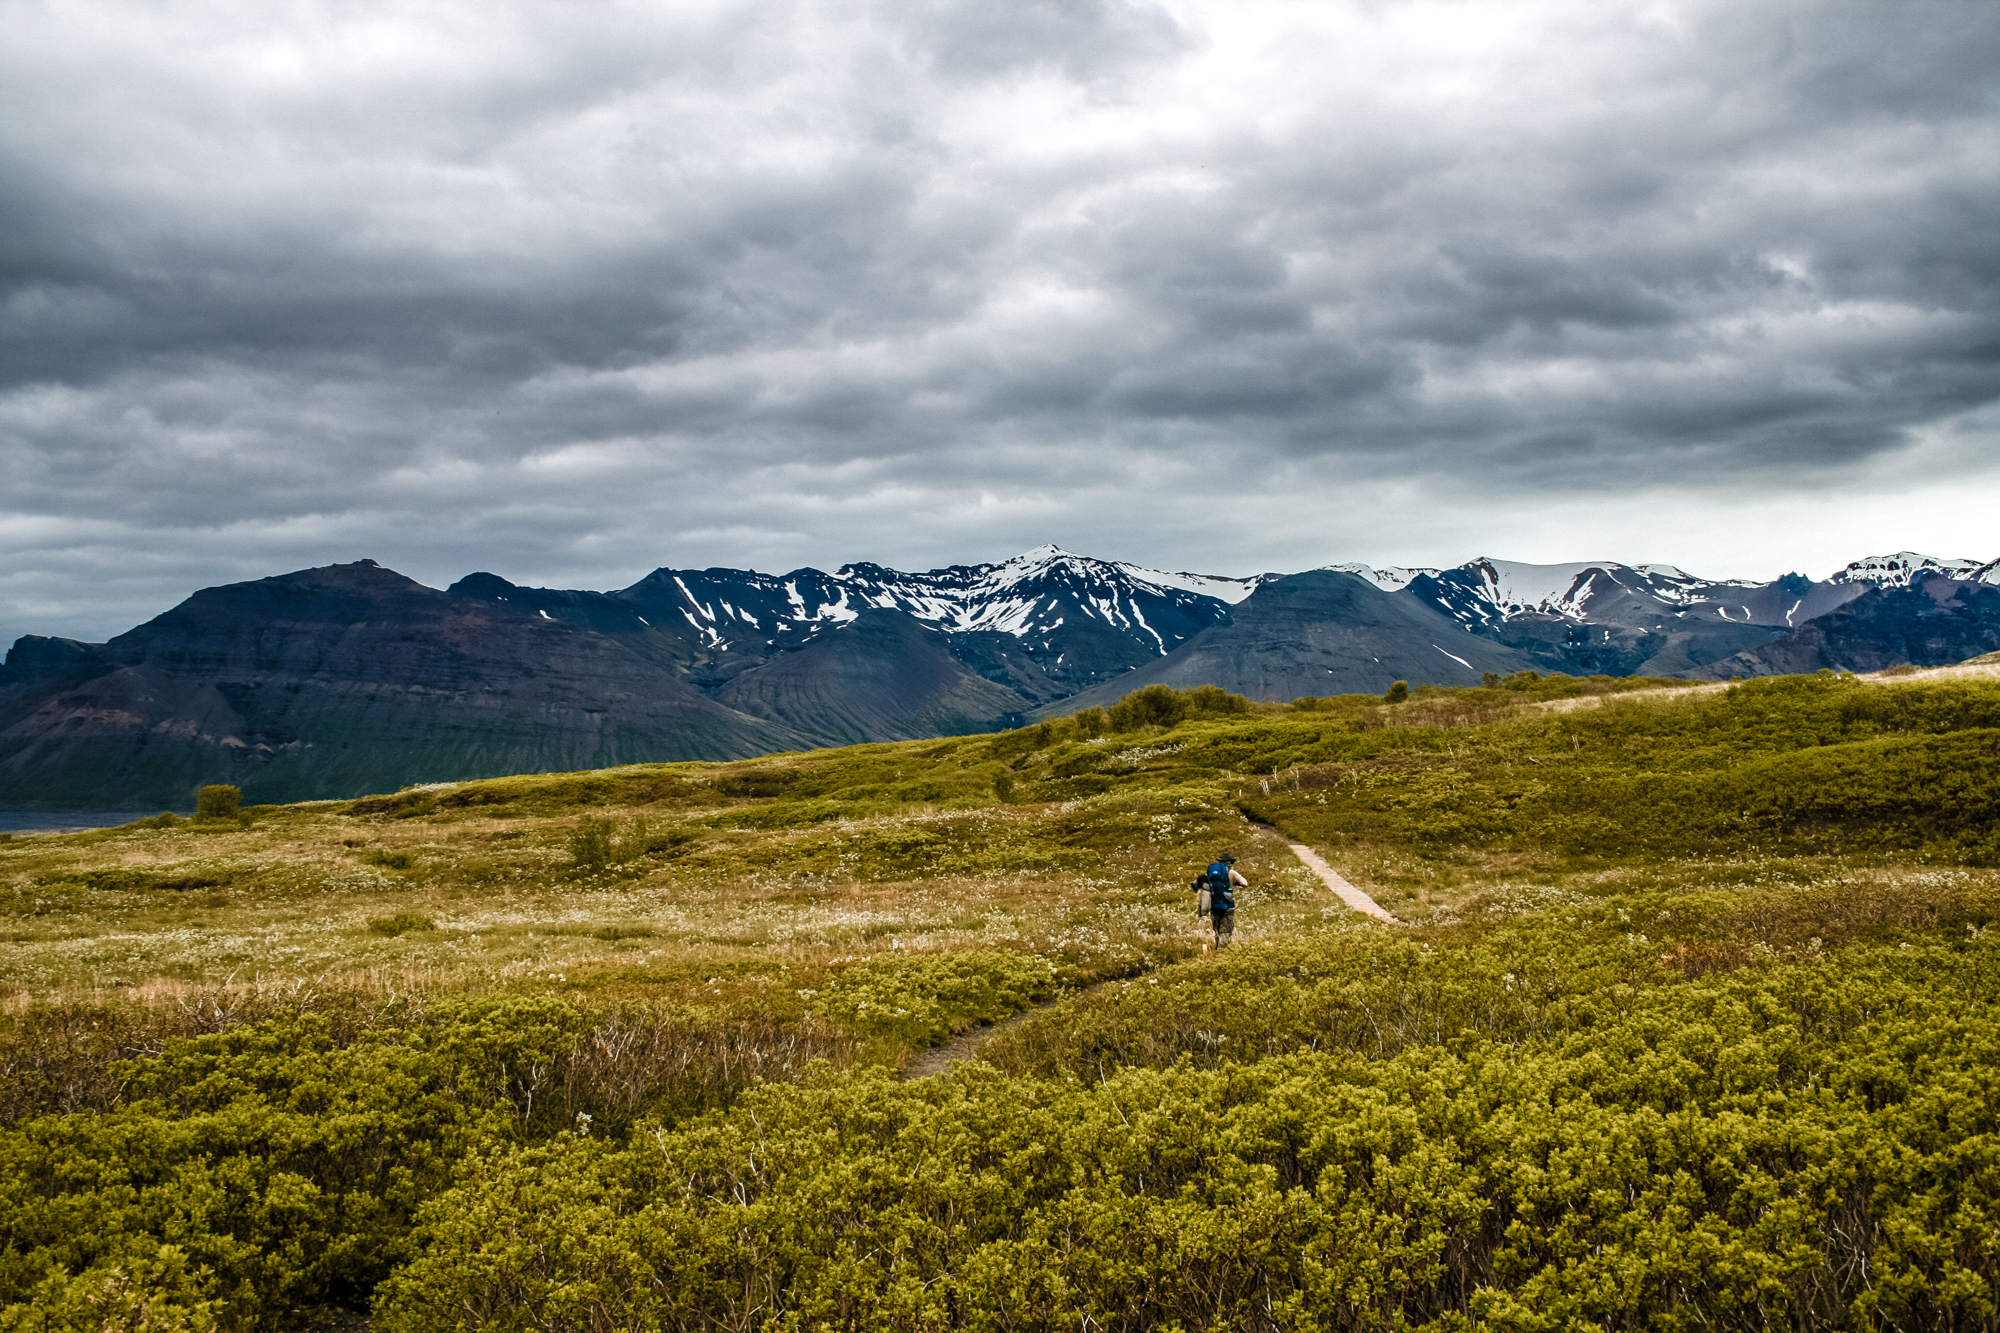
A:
[[3, 0, 1999, 645]]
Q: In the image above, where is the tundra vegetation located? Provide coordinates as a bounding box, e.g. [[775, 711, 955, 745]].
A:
[[2, 669, 1998, 1330]]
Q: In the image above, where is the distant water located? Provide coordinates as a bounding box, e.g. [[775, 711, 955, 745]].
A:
[[0, 811, 185, 835]]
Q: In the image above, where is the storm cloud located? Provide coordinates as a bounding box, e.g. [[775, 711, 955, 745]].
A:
[[4, 0, 1999, 644]]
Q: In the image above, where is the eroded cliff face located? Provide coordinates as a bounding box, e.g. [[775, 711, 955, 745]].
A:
[[0, 561, 804, 809]]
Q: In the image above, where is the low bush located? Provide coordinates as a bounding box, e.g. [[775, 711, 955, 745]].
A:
[[194, 785, 240, 822], [567, 816, 652, 872], [807, 950, 1061, 1047], [0, 997, 860, 1328], [377, 938, 2000, 1332]]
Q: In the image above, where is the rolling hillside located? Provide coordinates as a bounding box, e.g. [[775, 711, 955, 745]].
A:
[[3, 669, 1997, 1328]]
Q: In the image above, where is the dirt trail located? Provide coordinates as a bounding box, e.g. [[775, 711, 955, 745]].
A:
[[1285, 842, 1406, 925], [900, 1003, 1054, 1079], [906, 829, 1407, 1078]]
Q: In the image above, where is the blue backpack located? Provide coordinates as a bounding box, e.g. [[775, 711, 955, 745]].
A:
[[1205, 862, 1235, 911]]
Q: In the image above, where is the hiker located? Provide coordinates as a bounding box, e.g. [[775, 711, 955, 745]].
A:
[[1195, 853, 1248, 948]]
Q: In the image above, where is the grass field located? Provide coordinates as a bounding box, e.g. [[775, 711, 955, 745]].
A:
[[4, 666, 1998, 1330]]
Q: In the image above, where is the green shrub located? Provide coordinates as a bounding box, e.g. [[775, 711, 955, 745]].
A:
[[642, 829, 700, 856], [1183, 683, 1252, 717], [568, 816, 617, 871], [4, 1241, 218, 1331], [808, 950, 1061, 1046], [28, 869, 227, 895], [194, 785, 239, 821], [345, 791, 437, 819], [376, 940, 2000, 1333], [368, 913, 435, 936], [1, 880, 90, 917], [1384, 679, 1410, 703], [715, 771, 795, 799], [1109, 684, 1186, 730], [0, 1011, 466, 1329], [567, 816, 663, 870], [989, 721, 1058, 759]]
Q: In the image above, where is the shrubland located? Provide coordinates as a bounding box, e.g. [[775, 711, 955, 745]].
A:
[[2, 669, 1998, 1329]]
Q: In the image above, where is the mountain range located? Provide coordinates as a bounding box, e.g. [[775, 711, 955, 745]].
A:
[[4, 545, 1998, 808]]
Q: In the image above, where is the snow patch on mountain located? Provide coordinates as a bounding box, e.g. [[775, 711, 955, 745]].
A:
[[1468, 559, 1607, 618], [1831, 552, 1986, 587], [1122, 565, 1262, 604], [965, 545, 1259, 605], [1323, 562, 1438, 592]]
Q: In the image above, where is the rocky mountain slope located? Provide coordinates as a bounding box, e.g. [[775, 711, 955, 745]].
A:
[[1685, 575, 2000, 679], [1038, 570, 1544, 713], [1317, 551, 2000, 677], [1335, 558, 1855, 676], [716, 610, 1030, 746], [0, 562, 803, 808]]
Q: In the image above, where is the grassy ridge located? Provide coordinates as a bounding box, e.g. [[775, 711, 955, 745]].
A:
[[2, 670, 1998, 1328]]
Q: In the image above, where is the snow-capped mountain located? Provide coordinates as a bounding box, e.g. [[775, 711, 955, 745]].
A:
[[1329, 558, 1810, 628], [450, 544, 2000, 693], [1311, 552, 2000, 676], [1829, 551, 1999, 587], [1421, 558, 1859, 632], [453, 546, 1259, 704], [661, 545, 1256, 644]]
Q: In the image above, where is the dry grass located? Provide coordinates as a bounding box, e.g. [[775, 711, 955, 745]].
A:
[[0, 793, 1247, 1010], [1862, 657, 2000, 684]]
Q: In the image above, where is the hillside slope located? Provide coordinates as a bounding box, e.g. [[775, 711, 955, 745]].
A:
[[1686, 577, 2000, 679], [6, 671, 1999, 1330], [1037, 569, 1541, 714], [716, 609, 1029, 745], [0, 561, 802, 809]]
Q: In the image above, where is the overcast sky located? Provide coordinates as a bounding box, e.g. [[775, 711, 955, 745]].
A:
[[4, 0, 1998, 645]]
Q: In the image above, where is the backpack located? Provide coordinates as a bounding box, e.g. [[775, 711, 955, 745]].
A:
[[1197, 861, 1232, 916]]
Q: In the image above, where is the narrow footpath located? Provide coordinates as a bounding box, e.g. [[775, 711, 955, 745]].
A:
[[905, 843, 1404, 1078], [1285, 842, 1406, 925], [901, 1004, 1050, 1079]]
